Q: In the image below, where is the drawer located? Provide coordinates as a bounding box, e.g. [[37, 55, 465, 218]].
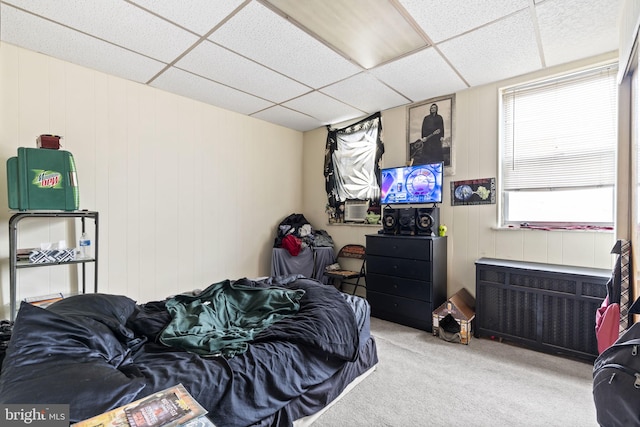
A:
[[366, 235, 432, 260], [367, 291, 434, 331], [367, 254, 431, 281], [366, 272, 432, 302]]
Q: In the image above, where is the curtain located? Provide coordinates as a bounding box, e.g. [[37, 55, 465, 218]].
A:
[[324, 112, 384, 212]]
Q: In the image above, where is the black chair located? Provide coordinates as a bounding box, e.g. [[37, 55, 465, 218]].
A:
[[324, 244, 366, 295]]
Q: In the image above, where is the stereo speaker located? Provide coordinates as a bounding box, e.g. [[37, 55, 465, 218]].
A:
[[415, 207, 440, 236], [382, 208, 398, 234], [398, 207, 416, 235]]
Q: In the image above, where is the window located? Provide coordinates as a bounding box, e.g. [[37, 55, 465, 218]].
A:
[[500, 63, 618, 228], [324, 112, 384, 221]]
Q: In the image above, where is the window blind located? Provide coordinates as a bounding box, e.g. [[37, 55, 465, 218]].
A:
[[502, 63, 618, 191]]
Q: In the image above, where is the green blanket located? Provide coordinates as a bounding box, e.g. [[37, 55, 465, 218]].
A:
[[159, 280, 305, 357]]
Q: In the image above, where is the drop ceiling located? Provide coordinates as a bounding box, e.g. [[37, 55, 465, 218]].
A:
[[0, 0, 622, 132]]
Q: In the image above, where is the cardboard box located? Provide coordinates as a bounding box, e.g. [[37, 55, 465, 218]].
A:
[[432, 288, 476, 344], [36, 134, 61, 149]]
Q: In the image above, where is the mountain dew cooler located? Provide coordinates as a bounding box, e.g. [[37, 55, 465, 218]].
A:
[[6, 147, 79, 211]]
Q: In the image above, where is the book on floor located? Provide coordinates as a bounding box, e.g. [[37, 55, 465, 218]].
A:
[[71, 383, 213, 427]]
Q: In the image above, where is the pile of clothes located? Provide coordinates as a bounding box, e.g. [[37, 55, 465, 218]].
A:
[[274, 213, 334, 256]]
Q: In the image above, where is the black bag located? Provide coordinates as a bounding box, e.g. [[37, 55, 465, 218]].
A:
[[593, 322, 640, 427]]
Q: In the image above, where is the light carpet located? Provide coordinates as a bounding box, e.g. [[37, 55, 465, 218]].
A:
[[313, 317, 597, 427]]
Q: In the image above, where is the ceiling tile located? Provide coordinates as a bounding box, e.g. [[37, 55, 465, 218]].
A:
[[251, 105, 324, 132], [208, 1, 362, 88], [371, 47, 468, 102], [150, 67, 274, 115], [129, 0, 245, 35], [320, 73, 410, 113], [5, 0, 199, 63], [398, 0, 529, 43], [536, 0, 621, 66], [0, 0, 624, 133], [175, 41, 310, 104], [0, 4, 165, 83], [282, 92, 365, 124], [438, 10, 541, 87]]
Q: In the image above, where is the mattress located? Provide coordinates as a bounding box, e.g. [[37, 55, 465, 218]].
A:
[[0, 275, 378, 427]]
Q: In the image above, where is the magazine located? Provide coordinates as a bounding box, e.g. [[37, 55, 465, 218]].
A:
[[23, 292, 64, 308], [71, 384, 211, 427]]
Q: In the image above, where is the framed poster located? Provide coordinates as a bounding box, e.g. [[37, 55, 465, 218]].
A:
[[451, 178, 496, 206], [407, 94, 455, 175]]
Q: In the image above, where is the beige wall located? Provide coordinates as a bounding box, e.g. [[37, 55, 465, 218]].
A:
[[0, 42, 304, 318], [0, 40, 623, 317], [303, 53, 618, 298]]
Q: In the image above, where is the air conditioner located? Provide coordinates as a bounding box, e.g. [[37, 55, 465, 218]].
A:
[[344, 200, 369, 222]]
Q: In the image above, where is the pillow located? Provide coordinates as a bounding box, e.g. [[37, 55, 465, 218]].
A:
[[47, 293, 137, 341], [0, 303, 146, 422]]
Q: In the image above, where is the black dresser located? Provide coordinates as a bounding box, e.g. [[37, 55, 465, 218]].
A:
[[365, 234, 447, 331]]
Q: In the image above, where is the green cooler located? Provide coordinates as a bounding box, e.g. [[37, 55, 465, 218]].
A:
[[7, 147, 79, 211]]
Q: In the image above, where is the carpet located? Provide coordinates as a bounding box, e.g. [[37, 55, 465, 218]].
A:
[[312, 317, 597, 426]]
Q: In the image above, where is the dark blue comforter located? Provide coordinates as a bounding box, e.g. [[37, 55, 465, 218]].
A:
[[0, 276, 361, 427]]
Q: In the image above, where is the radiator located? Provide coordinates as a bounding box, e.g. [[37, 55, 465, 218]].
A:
[[475, 258, 609, 362]]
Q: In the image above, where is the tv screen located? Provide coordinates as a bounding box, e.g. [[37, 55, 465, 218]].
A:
[[380, 162, 443, 205]]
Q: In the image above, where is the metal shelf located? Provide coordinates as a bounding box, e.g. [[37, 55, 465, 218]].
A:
[[9, 210, 99, 321]]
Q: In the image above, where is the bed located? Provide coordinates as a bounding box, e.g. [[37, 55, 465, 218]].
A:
[[0, 275, 378, 426]]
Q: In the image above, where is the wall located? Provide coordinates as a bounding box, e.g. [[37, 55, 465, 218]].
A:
[[0, 42, 304, 318], [303, 52, 618, 298]]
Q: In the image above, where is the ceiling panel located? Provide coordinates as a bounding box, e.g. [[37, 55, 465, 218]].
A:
[[282, 91, 365, 124], [129, 0, 245, 36], [251, 105, 323, 132], [536, 0, 621, 67], [0, 4, 166, 83], [321, 73, 410, 113], [438, 10, 541, 87], [5, 0, 198, 63], [370, 47, 467, 102], [0, 0, 624, 132], [150, 67, 274, 115], [208, 1, 363, 89], [175, 41, 310, 104], [399, 0, 530, 43]]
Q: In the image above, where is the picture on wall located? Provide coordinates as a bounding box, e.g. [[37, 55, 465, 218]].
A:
[[407, 94, 454, 175], [451, 178, 496, 206]]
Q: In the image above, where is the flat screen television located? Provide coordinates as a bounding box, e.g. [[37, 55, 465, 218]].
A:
[[380, 162, 443, 205]]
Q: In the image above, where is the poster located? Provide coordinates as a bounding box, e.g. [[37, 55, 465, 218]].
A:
[[451, 178, 496, 206]]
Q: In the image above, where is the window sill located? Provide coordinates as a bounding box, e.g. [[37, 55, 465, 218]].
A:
[[326, 222, 381, 227], [493, 225, 614, 232]]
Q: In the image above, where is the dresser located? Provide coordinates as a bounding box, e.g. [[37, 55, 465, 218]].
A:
[[365, 234, 447, 331]]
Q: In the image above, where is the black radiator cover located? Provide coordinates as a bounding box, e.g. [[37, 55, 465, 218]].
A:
[[475, 258, 609, 362]]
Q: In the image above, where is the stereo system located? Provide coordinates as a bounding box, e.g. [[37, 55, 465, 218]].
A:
[[382, 206, 440, 236]]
